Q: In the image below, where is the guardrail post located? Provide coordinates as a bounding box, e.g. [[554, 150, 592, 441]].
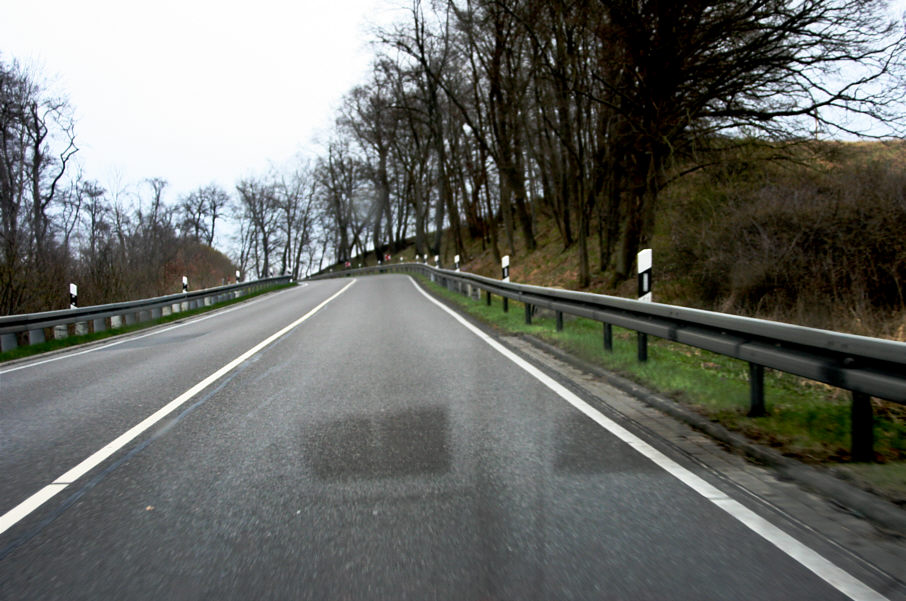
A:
[[93, 317, 106, 332], [637, 332, 647, 362], [53, 325, 68, 340], [29, 328, 45, 345], [2, 333, 18, 351], [525, 303, 532, 324], [485, 291, 491, 306], [851, 392, 874, 462], [503, 296, 508, 312], [603, 323, 613, 352], [556, 311, 564, 332], [747, 363, 766, 417]]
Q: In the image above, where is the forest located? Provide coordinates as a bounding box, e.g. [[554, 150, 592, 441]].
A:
[[2, 0, 905, 330]]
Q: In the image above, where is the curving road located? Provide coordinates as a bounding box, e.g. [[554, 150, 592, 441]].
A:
[[0, 275, 898, 600]]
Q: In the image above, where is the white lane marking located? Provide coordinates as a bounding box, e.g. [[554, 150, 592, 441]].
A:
[[0, 280, 356, 537], [409, 277, 888, 601], [0, 283, 316, 375]]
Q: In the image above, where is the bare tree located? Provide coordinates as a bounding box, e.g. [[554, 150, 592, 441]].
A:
[[590, 0, 906, 280], [179, 184, 229, 246], [236, 177, 280, 278], [0, 58, 78, 313]]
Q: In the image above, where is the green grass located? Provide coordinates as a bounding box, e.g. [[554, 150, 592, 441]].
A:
[[417, 275, 906, 500], [0, 283, 296, 363]]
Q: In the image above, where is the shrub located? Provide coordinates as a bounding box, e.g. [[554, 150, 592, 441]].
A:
[[661, 141, 906, 335]]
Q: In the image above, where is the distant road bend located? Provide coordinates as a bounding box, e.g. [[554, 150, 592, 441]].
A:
[[0, 275, 900, 600]]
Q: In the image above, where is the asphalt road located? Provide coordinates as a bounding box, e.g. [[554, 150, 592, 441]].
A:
[[0, 275, 892, 600]]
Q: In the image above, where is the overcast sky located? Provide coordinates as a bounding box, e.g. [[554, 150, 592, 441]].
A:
[[1, 0, 407, 228]]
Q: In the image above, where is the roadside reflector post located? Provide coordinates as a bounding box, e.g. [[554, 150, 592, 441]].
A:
[[501, 255, 510, 312], [69, 283, 78, 309], [182, 276, 188, 294], [454, 254, 460, 272], [851, 391, 875, 462], [637, 249, 652, 362], [638, 248, 652, 302], [747, 363, 766, 417]]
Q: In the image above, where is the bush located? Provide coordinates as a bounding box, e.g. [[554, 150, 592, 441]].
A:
[[661, 141, 906, 335]]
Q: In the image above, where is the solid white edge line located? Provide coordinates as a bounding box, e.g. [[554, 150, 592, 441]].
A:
[[407, 276, 887, 601], [0, 283, 312, 375], [0, 279, 356, 537]]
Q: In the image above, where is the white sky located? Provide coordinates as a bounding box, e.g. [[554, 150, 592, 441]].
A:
[[1, 0, 407, 227]]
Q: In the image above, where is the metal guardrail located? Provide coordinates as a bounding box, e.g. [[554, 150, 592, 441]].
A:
[[0, 275, 293, 353], [312, 263, 906, 461]]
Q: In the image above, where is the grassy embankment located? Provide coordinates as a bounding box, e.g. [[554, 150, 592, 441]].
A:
[[0, 283, 296, 363]]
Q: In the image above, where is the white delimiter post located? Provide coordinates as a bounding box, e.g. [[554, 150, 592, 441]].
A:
[[501, 255, 511, 312], [637, 248, 652, 362], [454, 254, 460, 272], [69, 283, 78, 309], [638, 248, 652, 303], [182, 276, 188, 293]]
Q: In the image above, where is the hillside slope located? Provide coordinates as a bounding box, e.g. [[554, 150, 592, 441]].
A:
[[346, 141, 906, 341]]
